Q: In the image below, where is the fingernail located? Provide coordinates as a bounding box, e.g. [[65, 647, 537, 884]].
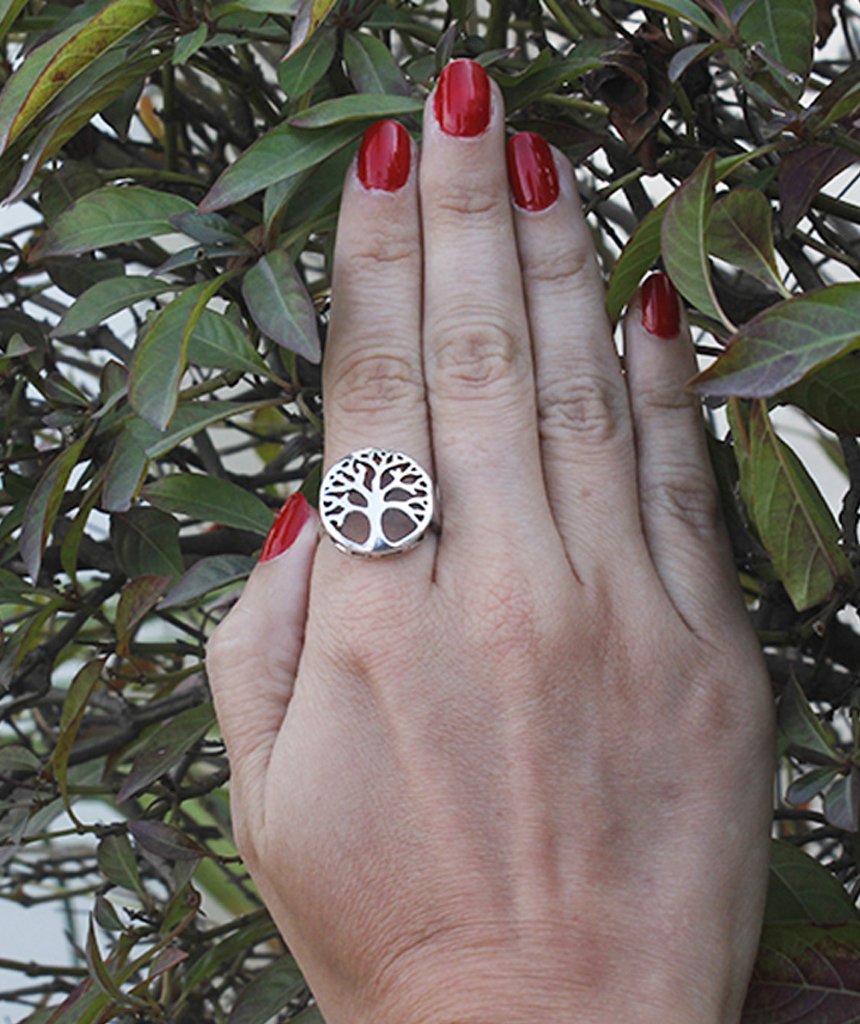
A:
[[434, 58, 491, 137], [260, 492, 311, 563], [641, 272, 681, 338], [358, 120, 411, 191], [506, 131, 559, 212]]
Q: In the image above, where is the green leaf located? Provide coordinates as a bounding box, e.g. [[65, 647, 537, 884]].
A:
[[19, 429, 92, 579], [0, 745, 42, 774], [32, 186, 195, 258], [782, 353, 860, 435], [94, 894, 126, 933], [786, 766, 842, 806], [52, 275, 171, 336], [737, 0, 815, 99], [278, 25, 335, 95], [0, 0, 28, 41], [764, 839, 857, 925], [242, 251, 321, 362], [824, 768, 860, 831], [103, 425, 149, 513], [606, 150, 770, 323], [227, 956, 305, 1024], [159, 554, 256, 608], [128, 819, 206, 861], [50, 659, 105, 807], [118, 703, 215, 802], [180, 916, 277, 995], [289, 92, 422, 128], [173, 22, 208, 65], [288, 0, 337, 55], [7, 50, 163, 203], [199, 121, 363, 212], [777, 676, 841, 763], [114, 575, 172, 656], [709, 187, 783, 291], [129, 276, 228, 429], [0, 0, 156, 152], [606, 204, 665, 323], [97, 833, 144, 896], [636, 0, 719, 34], [691, 283, 860, 398], [112, 507, 184, 579], [344, 31, 412, 96], [187, 310, 269, 376], [496, 41, 609, 110], [127, 399, 269, 459], [171, 210, 248, 246], [661, 151, 727, 326], [142, 474, 274, 535], [86, 918, 149, 1009], [731, 400, 852, 611]]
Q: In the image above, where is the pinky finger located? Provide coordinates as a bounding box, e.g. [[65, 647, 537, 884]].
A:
[[623, 273, 746, 634], [206, 493, 318, 828]]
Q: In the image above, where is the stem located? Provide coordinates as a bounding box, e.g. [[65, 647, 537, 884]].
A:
[[161, 64, 178, 172], [540, 93, 609, 116], [486, 0, 510, 48]]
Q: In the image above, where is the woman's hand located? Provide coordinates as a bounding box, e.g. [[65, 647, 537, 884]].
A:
[[206, 58, 775, 1024]]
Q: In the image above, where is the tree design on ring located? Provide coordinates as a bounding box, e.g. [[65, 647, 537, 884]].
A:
[[321, 448, 434, 555]]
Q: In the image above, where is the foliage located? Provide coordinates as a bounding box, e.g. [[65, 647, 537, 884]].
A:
[[1, 0, 860, 1020]]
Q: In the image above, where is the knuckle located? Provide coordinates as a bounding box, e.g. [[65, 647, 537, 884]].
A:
[[642, 473, 723, 536], [429, 181, 506, 220], [344, 237, 418, 276], [539, 375, 629, 447], [328, 349, 424, 416], [523, 242, 594, 289], [430, 317, 525, 393], [636, 381, 701, 417]]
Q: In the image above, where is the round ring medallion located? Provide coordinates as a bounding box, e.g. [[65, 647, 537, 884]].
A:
[[319, 447, 437, 557]]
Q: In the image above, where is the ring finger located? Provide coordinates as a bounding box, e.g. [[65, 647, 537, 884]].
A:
[[319, 121, 434, 579]]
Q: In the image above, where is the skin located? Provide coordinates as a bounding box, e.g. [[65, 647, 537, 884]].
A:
[[206, 75, 776, 1024]]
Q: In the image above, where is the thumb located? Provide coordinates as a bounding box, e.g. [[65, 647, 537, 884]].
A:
[[206, 492, 319, 808]]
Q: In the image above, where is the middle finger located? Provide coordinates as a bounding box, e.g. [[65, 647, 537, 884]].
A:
[[420, 60, 550, 545]]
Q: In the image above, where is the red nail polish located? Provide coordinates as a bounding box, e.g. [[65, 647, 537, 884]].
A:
[[358, 120, 411, 191], [506, 132, 559, 212], [641, 272, 681, 338], [260, 492, 311, 562], [434, 59, 491, 137]]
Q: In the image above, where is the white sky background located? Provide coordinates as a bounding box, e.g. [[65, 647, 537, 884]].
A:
[[1, 12, 859, 1023]]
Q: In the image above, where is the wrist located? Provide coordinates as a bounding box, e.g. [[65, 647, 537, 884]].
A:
[[330, 958, 737, 1024]]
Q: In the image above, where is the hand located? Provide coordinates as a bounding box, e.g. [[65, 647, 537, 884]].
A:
[[206, 58, 775, 1024]]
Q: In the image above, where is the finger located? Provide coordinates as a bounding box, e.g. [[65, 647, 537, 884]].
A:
[[319, 119, 435, 578], [507, 134, 648, 577], [420, 61, 548, 537], [206, 493, 318, 827], [624, 273, 747, 632]]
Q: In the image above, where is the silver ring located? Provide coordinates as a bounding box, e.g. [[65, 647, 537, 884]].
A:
[[319, 447, 439, 557]]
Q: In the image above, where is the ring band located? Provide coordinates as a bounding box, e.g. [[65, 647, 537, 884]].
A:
[[319, 447, 439, 557]]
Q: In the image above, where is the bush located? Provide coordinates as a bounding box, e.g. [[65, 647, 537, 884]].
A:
[[1, 0, 860, 1019]]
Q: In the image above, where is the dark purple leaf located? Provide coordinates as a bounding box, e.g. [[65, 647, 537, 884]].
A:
[[743, 924, 860, 1022], [692, 284, 860, 397], [128, 820, 206, 861]]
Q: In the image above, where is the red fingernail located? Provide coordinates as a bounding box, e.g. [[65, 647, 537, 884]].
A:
[[358, 120, 411, 191], [641, 272, 681, 338], [260, 492, 311, 562], [506, 132, 559, 212], [434, 59, 491, 137]]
